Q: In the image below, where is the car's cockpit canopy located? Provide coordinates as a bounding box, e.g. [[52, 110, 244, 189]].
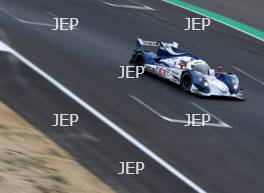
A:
[[191, 64, 210, 75], [188, 60, 210, 75]]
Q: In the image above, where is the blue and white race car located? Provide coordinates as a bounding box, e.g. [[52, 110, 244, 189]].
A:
[[129, 38, 244, 100]]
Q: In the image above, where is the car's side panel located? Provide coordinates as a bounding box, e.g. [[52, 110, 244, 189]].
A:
[[143, 51, 156, 65], [145, 63, 184, 85]]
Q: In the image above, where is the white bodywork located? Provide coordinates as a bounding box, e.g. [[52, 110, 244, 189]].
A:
[[144, 56, 242, 98], [145, 56, 204, 84]]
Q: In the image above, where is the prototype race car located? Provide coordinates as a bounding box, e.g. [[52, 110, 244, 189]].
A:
[[129, 38, 244, 100]]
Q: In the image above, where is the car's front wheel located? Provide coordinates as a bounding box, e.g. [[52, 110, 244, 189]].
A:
[[180, 72, 192, 92]]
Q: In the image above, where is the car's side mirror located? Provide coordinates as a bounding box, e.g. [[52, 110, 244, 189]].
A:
[[216, 66, 223, 72]]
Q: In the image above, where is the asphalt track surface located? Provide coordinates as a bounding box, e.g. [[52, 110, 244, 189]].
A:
[[184, 0, 264, 31], [0, 0, 264, 193]]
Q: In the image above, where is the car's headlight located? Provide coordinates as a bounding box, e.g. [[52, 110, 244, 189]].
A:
[[204, 80, 209, 87], [200, 76, 209, 87], [195, 72, 209, 87], [231, 75, 239, 90]]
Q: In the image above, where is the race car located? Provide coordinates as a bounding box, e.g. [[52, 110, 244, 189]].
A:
[[129, 38, 244, 100]]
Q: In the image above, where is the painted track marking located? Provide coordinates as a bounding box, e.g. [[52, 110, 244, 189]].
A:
[[46, 11, 58, 18], [100, 0, 155, 11], [189, 101, 232, 128], [233, 66, 264, 86], [0, 6, 55, 28], [0, 40, 207, 193], [130, 95, 232, 128]]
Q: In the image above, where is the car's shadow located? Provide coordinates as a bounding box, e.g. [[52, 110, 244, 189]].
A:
[[143, 72, 244, 102]]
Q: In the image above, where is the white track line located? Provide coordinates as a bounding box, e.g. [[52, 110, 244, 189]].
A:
[[0, 41, 11, 52], [0, 6, 55, 27], [189, 101, 232, 128], [130, 95, 231, 128], [0, 40, 207, 193], [46, 11, 58, 18], [99, 0, 155, 10], [233, 66, 264, 86]]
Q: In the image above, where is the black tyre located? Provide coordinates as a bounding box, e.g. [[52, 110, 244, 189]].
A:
[[134, 52, 145, 67], [133, 52, 145, 73], [180, 72, 192, 92]]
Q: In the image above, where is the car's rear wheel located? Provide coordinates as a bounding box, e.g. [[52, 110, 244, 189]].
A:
[[133, 52, 145, 73], [181, 72, 192, 92], [134, 52, 145, 67]]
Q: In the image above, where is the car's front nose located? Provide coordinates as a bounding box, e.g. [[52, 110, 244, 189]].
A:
[[207, 77, 230, 95]]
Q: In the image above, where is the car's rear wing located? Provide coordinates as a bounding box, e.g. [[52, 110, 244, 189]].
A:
[[136, 38, 160, 48], [136, 38, 179, 49]]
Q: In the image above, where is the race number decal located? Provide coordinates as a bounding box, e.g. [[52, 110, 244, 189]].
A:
[[157, 67, 166, 76]]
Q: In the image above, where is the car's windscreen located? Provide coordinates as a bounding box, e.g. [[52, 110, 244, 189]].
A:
[[191, 64, 210, 75]]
